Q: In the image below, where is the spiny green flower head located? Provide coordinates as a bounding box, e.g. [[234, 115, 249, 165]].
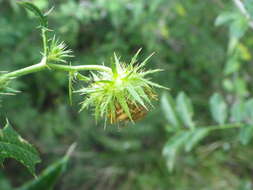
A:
[[47, 36, 73, 63], [78, 49, 168, 124]]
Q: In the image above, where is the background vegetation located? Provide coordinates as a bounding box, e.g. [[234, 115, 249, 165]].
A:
[[1, 0, 253, 189]]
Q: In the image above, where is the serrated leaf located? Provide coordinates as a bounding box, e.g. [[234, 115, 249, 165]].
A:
[[185, 128, 210, 152], [16, 144, 75, 190], [161, 92, 180, 129], [209, 93, 227, 125], [162, 131, 191, 172], [239, 125, 253, 145], [176, 92, 195, 129], [18, 1, 48, 28], [0, 121, 41, 176]]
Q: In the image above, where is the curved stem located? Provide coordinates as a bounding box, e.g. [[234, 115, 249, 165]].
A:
[[4, 58, 112, 79], [5, 57, 47, 78]]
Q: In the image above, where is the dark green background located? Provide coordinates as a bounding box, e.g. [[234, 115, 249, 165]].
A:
[[1, 0, 253, 189]]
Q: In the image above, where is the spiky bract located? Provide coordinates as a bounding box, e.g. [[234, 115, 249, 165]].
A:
[[0, 75, 17, 95]]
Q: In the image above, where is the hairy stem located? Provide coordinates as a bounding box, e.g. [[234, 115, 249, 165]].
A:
[[47, 63, 112, 73], [42, 28, 48, 56], [5, 57, 47, 78], [4, 57, 112, 79]]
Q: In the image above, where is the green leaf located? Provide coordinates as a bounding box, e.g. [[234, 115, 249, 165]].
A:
[[245, 99, 253, 120], [0, 120, 41, 176], [209, 93, 227, 125], [16, 144, 75, 190], [215, 12, 236, 26], [162, 131, 190, 172], [224, 55, 240, 75], [231, 101, 246, 122], [216, 11, 248, 54], [176, 92, 195, 129], [185, 128, 210, 152], [229, 16, 248, 40], [161, 92, 180, 129], [239, 125, 253, 145], [234, 78, 248, 97], [18, 1, 48, 28]]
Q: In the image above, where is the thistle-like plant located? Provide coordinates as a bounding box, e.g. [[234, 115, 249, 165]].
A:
[[0, 0, 168, 183], [0, 1, 167, 126], [47, 36, 73, 63], [78, 50, 167, 124]]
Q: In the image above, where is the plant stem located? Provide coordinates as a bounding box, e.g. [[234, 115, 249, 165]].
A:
[[174, 123, 243, 133], [233, 0, 253, 29], [47, 63, 112, 73], [42, 28, 48, 56], [4, 58, 112, 79], [207, 123, 242, 131], [5, 57, 47, 78]]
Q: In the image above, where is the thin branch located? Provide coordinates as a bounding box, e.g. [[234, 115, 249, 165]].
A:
[[4, 57, 112, 78], [233, 0, 250, 18], [233, 0, 253, 29]]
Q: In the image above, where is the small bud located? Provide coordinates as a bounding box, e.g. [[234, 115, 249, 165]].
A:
[[47, 36, 73, 63]]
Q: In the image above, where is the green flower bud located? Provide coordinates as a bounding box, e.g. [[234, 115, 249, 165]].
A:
[[47, 36, 73, 63], [78, 50, 168, 125]]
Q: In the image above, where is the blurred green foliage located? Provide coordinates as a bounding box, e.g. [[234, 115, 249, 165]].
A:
[[1, 0, 253, 189]]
